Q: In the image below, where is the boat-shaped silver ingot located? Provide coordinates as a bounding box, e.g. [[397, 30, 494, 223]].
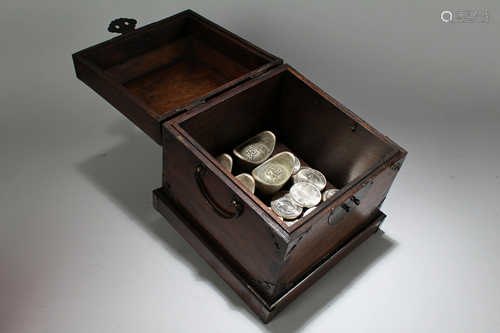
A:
[[233, 131, 276, 171], [251, 152, 295, 195], [215, 153, 233, 173], [235, 173, 255, 194], [291, 155, 301, 175]]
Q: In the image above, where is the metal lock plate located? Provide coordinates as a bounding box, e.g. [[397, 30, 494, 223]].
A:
[[328, 180, 374, 226]]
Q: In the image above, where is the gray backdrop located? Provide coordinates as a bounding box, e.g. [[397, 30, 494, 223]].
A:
[[1, 0, 499, 332]]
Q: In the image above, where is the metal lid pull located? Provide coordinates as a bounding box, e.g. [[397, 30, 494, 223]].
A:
[[108, 18, 137, 35]]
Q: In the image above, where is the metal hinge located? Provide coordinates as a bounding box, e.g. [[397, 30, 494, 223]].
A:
[[186, 99, 205, 111], [391, 162, 402, 172]]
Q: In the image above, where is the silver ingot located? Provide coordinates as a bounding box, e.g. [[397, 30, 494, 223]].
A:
[[233, 131, 276, 170], [252, 152, 295, 195], [235, 173, 255, 194], [293, 168, 327, 191], [270, 191, 303, 220], [215, 153, 233, 173], [322, 188, 339, 202], [289, 183, 322, 208], [291, 155, 301, 175]]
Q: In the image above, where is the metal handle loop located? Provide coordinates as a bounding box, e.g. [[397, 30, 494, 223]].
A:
[[195, 163, 243, 220]]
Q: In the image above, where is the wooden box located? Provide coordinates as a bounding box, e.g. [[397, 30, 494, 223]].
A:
[[73, 10, 406, 323]]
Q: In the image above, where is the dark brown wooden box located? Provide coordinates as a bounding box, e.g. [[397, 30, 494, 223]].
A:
[[73, 10, 406, 324]]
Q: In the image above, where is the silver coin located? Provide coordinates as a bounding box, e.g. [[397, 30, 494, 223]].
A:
[[289, 183, 321, 208], [291, 156, 301, 175], [268, 207, 284, 221], [303, 206, 317, 217], [293, 168, 327, 191], [291, 166, 311, 183], [284, 218, 300, 227], [271, 191, 303, 219], [322, 188, 339, 202]]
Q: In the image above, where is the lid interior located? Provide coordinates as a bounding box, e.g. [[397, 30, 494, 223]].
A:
[[80, 11, 277, 122]]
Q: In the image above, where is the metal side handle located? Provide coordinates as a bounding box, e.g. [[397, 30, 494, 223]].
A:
[[195, 163, 243, 220]]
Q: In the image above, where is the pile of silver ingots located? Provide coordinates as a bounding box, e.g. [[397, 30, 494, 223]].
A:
[[215, 131, 339, 226]]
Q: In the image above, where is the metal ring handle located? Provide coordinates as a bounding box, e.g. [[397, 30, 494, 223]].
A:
[[195, 163, 243, 220]]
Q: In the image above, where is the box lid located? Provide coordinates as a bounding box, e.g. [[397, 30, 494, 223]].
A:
[[73, 10, 283, 144]]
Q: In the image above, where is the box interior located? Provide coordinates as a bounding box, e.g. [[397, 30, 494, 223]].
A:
[[178, 69, 396, 224], [82, 14, 272, 120]]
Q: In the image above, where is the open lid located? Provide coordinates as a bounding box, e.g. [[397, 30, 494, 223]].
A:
[[73, 10, 283, 144]]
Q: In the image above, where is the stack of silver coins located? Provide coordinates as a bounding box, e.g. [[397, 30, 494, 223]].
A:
[[270, 167, 339, 226]]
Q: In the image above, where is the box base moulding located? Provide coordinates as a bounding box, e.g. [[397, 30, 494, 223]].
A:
[[153, 188, 387, 323]]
